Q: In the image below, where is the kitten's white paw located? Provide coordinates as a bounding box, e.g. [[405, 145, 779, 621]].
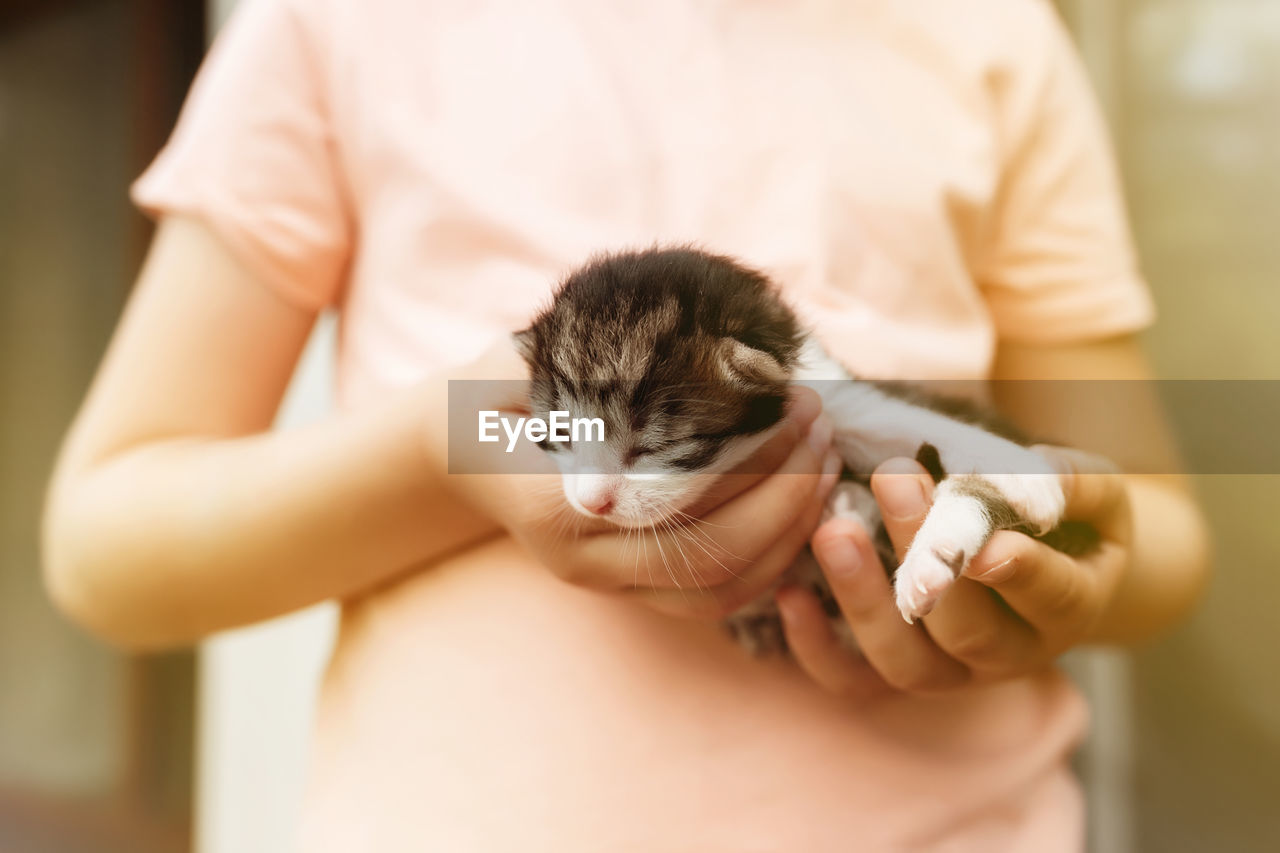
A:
[[894, 485, 993, 622], [894, 548, 959, 623]]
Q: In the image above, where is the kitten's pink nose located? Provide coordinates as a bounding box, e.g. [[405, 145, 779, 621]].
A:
[[581, 493, 616, 516], [574, 474, 618, 516]]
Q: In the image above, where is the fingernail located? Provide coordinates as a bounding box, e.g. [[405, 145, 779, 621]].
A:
[[807, 415, 834, 455], [815, 450, 842, 496], [821, 534, 862, 577], [877, 475, 928, 521], [968, 556, 1017, 583]]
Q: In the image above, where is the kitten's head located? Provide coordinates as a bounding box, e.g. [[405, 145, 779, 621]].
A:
[[514, 247, 804, 527]]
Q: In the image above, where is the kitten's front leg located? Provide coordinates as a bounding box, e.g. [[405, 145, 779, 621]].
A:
[[812, 374, 1066, 621], [895, 447, 1064, 622]]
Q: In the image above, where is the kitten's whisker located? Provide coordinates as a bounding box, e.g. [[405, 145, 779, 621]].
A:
[[665, 514, 737, 581], [671, 518, 739, 582], [545, 507, 579, 554], [651, 521, 686, 600], [643, 398, 737, 406], [670, 509, 733, 530], [644, 381, 744, 394], [534, 506, 570, 531], [640, 522, 656, 593], [626, 525, 640, 589], [528, 500, 562, 530], [528, 491, 579, 527], [668, 507, 746, 564], [657, 515, 706, 595]]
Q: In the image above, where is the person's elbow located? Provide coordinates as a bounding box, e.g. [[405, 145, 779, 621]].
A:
[[41, 481, 189, 652]]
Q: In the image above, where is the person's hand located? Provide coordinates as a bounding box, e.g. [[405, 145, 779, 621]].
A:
[[504, 391, 842, 620], [775, 447, 1131, 699], [449, 340, 843, 620]]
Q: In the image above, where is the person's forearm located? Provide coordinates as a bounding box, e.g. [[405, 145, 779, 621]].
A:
[[1085, 475, 1211, 645], [43, 375, 497, 650]]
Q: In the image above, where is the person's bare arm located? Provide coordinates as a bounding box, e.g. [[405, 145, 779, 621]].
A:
[[989, 336, 1211, 644], [42, 217, 504, 649]]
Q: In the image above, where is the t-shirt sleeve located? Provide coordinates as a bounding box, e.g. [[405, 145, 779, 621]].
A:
[[976, 1, 1155, 343], [131, 0, 351, 311]]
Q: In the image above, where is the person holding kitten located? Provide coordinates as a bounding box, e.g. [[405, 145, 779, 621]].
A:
[[44, 0, 1209, 850]]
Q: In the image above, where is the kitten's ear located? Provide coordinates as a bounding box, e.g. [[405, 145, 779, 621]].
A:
[[718, 338, 789, 388], [513, 327, 537, 362]]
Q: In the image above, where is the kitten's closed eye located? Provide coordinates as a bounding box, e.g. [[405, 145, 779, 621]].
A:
[[669, 443, 722, 471], [624, 446, 657, 465]]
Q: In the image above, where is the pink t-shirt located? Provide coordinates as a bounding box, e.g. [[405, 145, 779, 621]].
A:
[[135, 0, 1154, 850]]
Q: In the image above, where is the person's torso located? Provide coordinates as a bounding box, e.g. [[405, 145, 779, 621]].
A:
[[296, 2, 1088, 849], [300, 539, 1085, 852], [321, 0, 1017, 407]]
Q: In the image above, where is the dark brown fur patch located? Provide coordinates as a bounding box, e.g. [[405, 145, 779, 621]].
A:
[[915, 442, 946, 483], [947, 475, 1024, 531], [515, 247, 807, 464]]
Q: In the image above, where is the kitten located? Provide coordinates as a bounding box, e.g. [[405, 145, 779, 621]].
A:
[[514, 247, 1095, 654]]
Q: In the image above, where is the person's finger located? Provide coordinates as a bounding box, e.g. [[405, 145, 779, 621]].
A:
[[637, 418, 836, 587], [682, 386, 824, 516], [775, 585, 893, 700], [1034, 445, 1131, 541], [633, 449, 842, 618], [810, 517, 969, 693], [869, 458, 935, 563], [514, 389, 825, 577], [530, 391, 829, 592], [962, 530, 1124, 639], [919, 577, 1044, 677]]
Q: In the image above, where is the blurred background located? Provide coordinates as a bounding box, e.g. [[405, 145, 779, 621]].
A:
[[1, 0, 1277, 851]]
